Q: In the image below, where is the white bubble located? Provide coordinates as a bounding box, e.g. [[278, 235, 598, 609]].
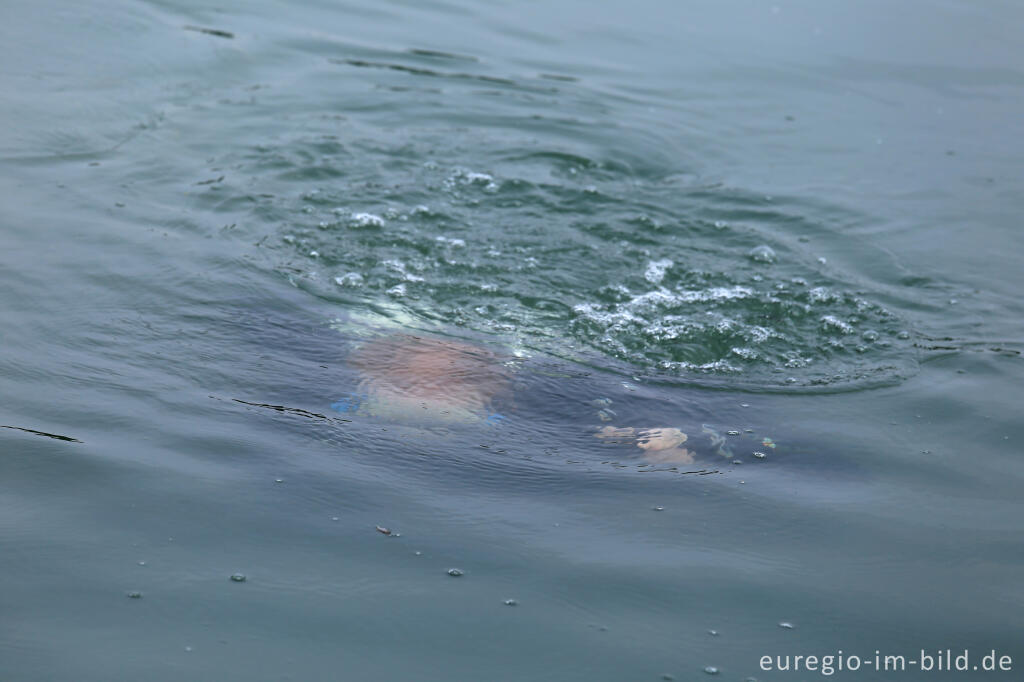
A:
[[644, 258, 674, 284], [748, 245, 777, 263], [350, 212, 385, 227], [334, 273, 364, 287]]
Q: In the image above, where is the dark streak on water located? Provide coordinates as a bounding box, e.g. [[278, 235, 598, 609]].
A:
[[1, 425, 83, 443]]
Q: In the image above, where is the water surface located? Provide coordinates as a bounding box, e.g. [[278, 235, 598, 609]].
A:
[[2, 1, 1023, 680]]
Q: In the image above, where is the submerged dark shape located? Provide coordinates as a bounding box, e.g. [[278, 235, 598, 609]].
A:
[[1, 425, 82, 443]]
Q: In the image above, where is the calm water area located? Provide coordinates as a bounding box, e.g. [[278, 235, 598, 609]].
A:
[[2, 1, 1023, 680]]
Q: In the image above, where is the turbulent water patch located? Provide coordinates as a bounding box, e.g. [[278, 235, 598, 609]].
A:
[[173, 46, 917, 391]]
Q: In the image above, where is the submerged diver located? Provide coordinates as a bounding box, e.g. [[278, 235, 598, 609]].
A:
[[329, 331, 730, 465]]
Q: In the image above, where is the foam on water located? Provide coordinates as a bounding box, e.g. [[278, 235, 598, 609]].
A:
[[167, 46, 919, 391]]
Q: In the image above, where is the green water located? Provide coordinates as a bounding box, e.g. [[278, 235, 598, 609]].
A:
[[2, 1, 1023, 680]]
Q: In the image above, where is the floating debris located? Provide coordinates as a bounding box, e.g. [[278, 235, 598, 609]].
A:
[[184, 25, 234, 39], [761, 437, 776, 449], [447, 568, 464, 577], [653, 506, 665, 511], [778, 621, 795, 629], [230, 398, 329, 421], [708, 629, 719, 636], [375, 525, 392, 536], [0, 425, 81, 443], [753, 451, 767, 459], [727, 430, 740, 436], [126, 591, 143, 599], [230, 573, 247, 583], [704, 665, 720, 675], [503, 599, 518, 606]]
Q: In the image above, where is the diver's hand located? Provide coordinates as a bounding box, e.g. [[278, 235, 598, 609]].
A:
[[594, 426, 687, 449], [594, 426, 636, 442], [642, 445, 695, 465], [594, 426, 692, 463], [635, 427, 687, 451]]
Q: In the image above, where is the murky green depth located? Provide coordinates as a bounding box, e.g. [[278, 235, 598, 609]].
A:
[[2, 1, 1023, 680]]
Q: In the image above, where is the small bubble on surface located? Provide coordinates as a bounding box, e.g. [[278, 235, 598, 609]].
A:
[[503, 599, 518, 606], [727, 430, 740, 435], [753, 451, 767, 459], [435, 235, 466, 248], [704, 666, 720, 675], [747, 245, 776, 263], [708, 629, 719, 636], [127, 591, 142, 599], [447, 568, 464, 577], [350, 212, 385, 227], [653, 506, 665, 511], [334, 272, 364, 287], [138, 561, 146, 566], [230, 573, 247, 582], [778, 621, 794, 629]]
